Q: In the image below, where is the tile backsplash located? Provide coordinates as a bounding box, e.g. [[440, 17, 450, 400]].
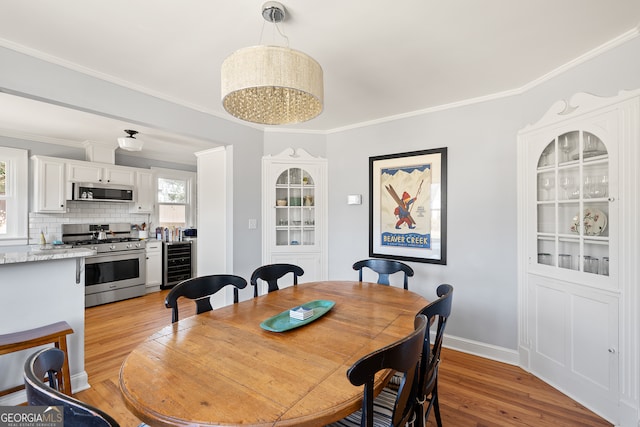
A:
[[29, 201, 150, 244]]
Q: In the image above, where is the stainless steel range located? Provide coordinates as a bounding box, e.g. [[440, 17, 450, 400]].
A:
[[62, 223, 146, 308]]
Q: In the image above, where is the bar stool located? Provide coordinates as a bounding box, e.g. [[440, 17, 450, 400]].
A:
[[0, 321, 74, 397]]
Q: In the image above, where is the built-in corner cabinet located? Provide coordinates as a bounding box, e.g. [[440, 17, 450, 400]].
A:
[[262, 148, 327, 283], [31, 156, 66, 212], [517, 90, 640, 426]]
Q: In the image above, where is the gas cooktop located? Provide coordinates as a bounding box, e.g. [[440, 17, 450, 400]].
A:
[[61, 223, 145, 253], [71, 237, 143, 245]]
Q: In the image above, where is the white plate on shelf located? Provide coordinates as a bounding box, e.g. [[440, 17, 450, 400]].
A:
[[570, 208, 607, 236]]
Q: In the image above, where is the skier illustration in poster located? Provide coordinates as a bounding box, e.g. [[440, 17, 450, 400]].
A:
[[394, 192, 416, 229]]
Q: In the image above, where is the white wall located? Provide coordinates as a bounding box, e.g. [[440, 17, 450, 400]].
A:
[[324, 35, 640, 352]]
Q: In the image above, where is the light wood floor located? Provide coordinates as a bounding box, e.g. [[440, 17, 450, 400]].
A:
[[75, 290, 612, 427]]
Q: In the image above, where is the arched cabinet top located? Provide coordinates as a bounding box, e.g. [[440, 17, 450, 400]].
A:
[[263, 147, 326, 162], [519, 89, 640, 134]]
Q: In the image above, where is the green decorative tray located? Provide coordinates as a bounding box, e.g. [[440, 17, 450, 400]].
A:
[[260, 300, 335, 332]]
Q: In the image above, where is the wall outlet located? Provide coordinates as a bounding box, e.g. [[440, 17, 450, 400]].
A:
[[248, 218, 257, 229]]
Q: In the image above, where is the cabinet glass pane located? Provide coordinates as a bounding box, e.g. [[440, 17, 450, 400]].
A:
[[558, 238, 579, 270], [534, 128, 610, 277], [302, 171, 314, 186], [290, 229, 302, 246], [276, 170, 289, 185], [537, 204, 556, 234], [276, 229, 289, 246], [583, 132, 606, 158], [558, 167, 579, 200], [538, 172, 555, 202], [558, 131, 579, 164], [538, 141, 555, 168], [581, 202, 609, 238], [584, 241, 608, 275], [274, 167, 316, 247], [583, 163, 608, 200], [559, 202, 579, 235], [289, 168, 302, 185], [276, 207, 288, 226], [537, 238, 555, 266], [303, 208, 315, 226], [289, 188, 302, 206]]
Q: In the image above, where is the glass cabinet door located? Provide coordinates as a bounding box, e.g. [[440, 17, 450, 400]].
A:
[[275, 167, 316, 247], [536, 130, 609, 275]]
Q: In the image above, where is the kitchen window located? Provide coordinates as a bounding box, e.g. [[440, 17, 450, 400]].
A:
[[0, 147, 28, 244], [153, 169, 196, 228]]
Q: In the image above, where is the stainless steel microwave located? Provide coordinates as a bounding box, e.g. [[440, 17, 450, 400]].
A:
[[72, 183, 134, 202]]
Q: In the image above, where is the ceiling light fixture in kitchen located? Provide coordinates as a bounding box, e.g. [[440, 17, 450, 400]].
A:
[[117, 129, 144, 151], [221, 1, 323, 125]]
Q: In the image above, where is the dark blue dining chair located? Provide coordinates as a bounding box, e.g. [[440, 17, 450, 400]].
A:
[[250, 263, 304, 297], [165, 274, 247, 323], [352, 259, 414, 290], [328, 314, 428, 427], [24, 347, 121, 427]]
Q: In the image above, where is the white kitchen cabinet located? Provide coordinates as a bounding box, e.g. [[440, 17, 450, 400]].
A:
[[31, 156, 66, 212], [517, 90, 640, 425], [262, 148, 327, 281], [130, 170, 155, 213], [67, 161, 135, 185], [145, 240, 162, 293]]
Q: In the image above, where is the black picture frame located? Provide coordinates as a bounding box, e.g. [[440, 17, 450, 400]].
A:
[[369, 147, 447, 264]]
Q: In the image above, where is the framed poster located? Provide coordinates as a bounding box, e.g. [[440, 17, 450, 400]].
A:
[[369, 147, 447, 264]]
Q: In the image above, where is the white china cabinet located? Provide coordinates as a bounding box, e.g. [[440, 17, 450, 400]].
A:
[[262, 148, 327, 284], [517, 90, 640, 425]]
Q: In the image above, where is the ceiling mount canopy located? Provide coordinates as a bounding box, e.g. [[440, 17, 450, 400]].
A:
[[117, 129, 143, 151], [221, 1, 324, 126]]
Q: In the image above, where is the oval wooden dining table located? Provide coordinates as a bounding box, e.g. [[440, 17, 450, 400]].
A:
[[119, 280, 428, 427]]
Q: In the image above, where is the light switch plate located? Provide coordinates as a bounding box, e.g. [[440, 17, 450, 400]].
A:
[[347, 194, 362, 205]]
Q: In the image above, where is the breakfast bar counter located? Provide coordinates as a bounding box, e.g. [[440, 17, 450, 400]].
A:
[[0, 245, 95, 405], [0, 245, 94, 264]]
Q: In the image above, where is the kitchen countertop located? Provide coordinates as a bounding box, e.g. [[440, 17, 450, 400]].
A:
[[0, 245, 96, 265]]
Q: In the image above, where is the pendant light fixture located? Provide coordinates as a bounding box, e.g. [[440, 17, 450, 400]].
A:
[[221, 2, 323, 125], [117, 129, 144, 152]]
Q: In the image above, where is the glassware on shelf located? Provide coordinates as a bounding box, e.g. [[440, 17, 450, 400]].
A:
[[276, 170, 288, 185], [583, 176, 595, 199], [538, 253, 552, 265], [597, 175, 608, 198], [584, 133, 598, 154], [540, 176, 555, 201], [559, 133, 576, 162], [290, 168, 301, 185], [559, 176, 576, 200], [558, 254, 572, 269], [602, 257, 609, 276], [583, 175, 608, 199], [538, 144, 554, 167], [583, 255, 599, 274]]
